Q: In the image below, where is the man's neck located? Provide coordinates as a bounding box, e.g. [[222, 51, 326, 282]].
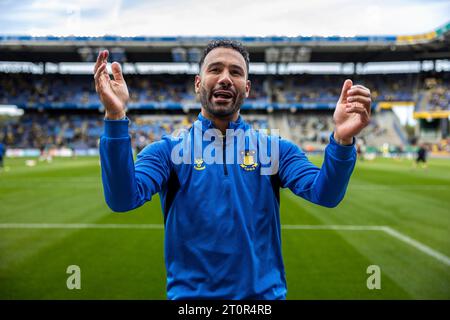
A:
[[200, 109, 239, 135]]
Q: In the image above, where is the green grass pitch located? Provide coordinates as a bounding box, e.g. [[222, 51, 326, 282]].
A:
[[0, 155, 449, 299]]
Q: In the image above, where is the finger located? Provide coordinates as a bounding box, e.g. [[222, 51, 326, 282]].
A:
[[339, 79, 353, 103], [94, 50, 107, 74], [352, 84, 369, 91], [346, 104, 370, 121], [347, 100, 371, 114], [111, 62, 124, 82], [94, 63, 109, 91], [348, 87, 371, 97], [94, 62, 107, 81], [103, 49, 109, 61], [347, 95, 371, 106], [93, 51, 102, 74]]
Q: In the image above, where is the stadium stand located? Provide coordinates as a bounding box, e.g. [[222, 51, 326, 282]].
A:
[[0, 74, 418, 109], [1, 71, 446, 152], [1, 71, 448, 155], [418, 73, 450, 112]]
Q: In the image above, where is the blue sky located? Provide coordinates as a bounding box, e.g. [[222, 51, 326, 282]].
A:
[[0, 0, 449, 37]]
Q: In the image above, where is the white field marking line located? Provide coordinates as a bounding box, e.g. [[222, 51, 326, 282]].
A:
[[381, 227, 450, 267], [0, 223, 384, 231], [349, 185, 450, 190], [281, 225, 386, 231], [283, 224, 450, 267], [0, 223, 448, 266], [0, 223, 164, 229], [2, 180, 450, 190]]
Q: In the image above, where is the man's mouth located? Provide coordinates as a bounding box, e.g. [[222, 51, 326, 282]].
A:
[[212, 90, 234, 103]]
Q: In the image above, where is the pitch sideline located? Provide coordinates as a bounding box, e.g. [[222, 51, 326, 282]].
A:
[[0, 223, 448, 266]]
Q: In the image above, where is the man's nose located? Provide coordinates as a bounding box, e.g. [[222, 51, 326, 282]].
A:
[[218, 70, 232, 87]]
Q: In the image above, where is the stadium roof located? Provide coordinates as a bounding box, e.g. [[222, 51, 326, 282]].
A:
[[1, 21, 449, 45], [0, 22, 449, 63]]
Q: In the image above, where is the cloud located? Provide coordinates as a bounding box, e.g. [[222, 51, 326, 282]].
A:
[[0, 0, 449, 36]]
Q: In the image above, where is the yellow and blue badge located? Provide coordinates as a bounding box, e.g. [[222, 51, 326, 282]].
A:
[[240, 150, 258, 171], [193, 158, 206, 171]]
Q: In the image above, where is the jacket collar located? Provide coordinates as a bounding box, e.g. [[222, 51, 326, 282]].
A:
[[197, 112, 246, 132]]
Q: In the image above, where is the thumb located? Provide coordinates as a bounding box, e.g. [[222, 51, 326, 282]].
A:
[[111, 62, 124, 82], [339, 79, 353, 103]]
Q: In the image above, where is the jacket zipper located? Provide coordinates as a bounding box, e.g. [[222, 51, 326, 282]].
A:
[[223, 136, 228, 176]]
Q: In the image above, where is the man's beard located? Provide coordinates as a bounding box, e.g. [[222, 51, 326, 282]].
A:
[[200, 86, 245, 118]]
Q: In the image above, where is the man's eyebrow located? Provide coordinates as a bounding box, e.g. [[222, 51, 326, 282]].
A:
[[206, 62, 245, 72], [206, 62, 224, 69]]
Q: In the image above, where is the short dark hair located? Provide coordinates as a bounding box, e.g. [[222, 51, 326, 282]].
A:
[[198, 39, 250, 75]]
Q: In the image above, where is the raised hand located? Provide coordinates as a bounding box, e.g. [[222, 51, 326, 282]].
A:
[[333, 79, 371, 145], [94, 50, 129, 120]]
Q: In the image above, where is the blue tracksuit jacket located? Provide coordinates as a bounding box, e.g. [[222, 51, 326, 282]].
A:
[[99, 113, 356, 300]]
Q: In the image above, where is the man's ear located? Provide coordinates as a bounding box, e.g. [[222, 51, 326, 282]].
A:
[[245, 79, 251, 98], [194, 75, 201, 94]]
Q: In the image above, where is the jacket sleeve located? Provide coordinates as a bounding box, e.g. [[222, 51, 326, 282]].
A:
[[99, 118, 172, 212], [278, 133, 356, 208]]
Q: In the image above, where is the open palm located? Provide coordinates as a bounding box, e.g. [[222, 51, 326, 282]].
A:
[[94, 50, 129, 119]]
